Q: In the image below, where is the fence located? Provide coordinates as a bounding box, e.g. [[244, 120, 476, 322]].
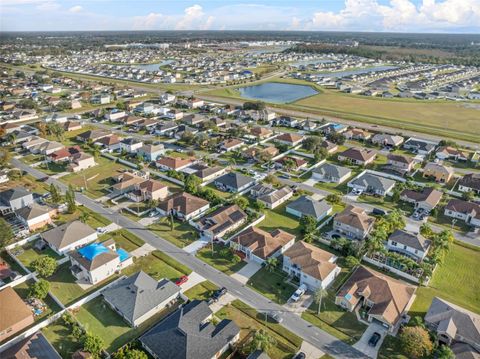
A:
[[362, 255, 428, 284], [5, 234, 40, 251], [224, 213, 266, 243]]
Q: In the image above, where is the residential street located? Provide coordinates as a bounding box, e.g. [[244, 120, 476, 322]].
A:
[[13, 158, 369, 359]]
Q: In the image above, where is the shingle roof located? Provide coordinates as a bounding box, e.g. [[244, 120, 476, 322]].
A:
[[284, 241, 337, 281], [334, 205, 376, 231], [388, 230, 431, 252], [0, 332, 61, 359], [350, 173, 396, 192], [0, 287, 33, 333], [41, 221, 96, 251], [197, 204, 247, 236], [286, 196, 332, 219], [459, 173, 480, 191], [339, 147, 376, 162], [157, 192, 208, 216], [215, 172, 254, 190], [15, 203, 50, 221], [0, 187, 32, 204], [313, 163, 351, 179], [257, 186, 293, 205], [400, 187, 443, 208], [231, 227, 295, 259]]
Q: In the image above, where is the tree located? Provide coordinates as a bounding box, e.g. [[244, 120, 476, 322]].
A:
[[72, 323, 84, 341], [233, 196, 249, 210], [313, 288, 328, 314], [345, 255, 361, 269], [184, 174, 201, 195], [232, 254, 241, 264], [326, 194, 341, 204], [265, 257, 278, 272], [29, 279, 50, 299], [114, 346, 148, 359], [462, 190, 474, 201], [300, 215, 317, 235], [303, 232, 315, 243], [83, 333, 105, 356], [32, 256, 58, 278], [0, 218, 14, 250], [248, 329, 276, 353], [399, 326, 433, 359], [116, 101, 127, 111], [420, 223, 434, 238], [435, 345, 455, 359], [326, 132, 346, 145], [0, 148, 10, 167], [49, 183, 61, 204], [79, 211, 90, 224], [65, 184, 76, 213]]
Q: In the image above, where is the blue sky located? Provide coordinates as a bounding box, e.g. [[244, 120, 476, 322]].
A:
[[1, 0, 479, 33]]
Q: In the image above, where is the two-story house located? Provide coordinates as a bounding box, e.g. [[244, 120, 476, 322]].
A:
[[333, 205, 376, 240]]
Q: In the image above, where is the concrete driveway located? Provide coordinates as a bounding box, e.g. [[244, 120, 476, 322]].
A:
[[230, 261, 262, 284], [284, 292, 314, 315], [299, 341, 325, 359], [209, 292, 236, 313], [183, 239, 209, 254], [353, 322, 387, 359], [178, 271, 205, 292]]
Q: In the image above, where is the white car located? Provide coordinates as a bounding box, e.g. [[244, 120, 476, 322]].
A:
[[97, 227, 107, 234], [290, 284, 307, 302]]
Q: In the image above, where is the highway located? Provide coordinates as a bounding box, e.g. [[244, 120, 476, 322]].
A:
[[13, 158, 369, 359]]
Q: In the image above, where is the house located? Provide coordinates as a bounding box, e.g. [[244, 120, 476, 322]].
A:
[[344, 128, 372, 141], [230, 227, 295, 264], [111, 171, 150, 196], [94, 134, 122, 152], [444, 199, 480, 227], [387, 230, 431, 261], [275, 156, 308, 171], [312, 163, 352, 184], [138, 143, 165, 162], [424, 297, 480, 353], [189, 164, 227, 183], [70, 240, 133, 285], [214, 172, 255, 193], [275, 133, 304, 147], [0, 187, 34, 213], [283, 241, 341, 290], [256, 186, 293, 209], [386, 154, 414, 174], [423, 163, 454, 183], [321, 140, 338, 154], [63, 120, 82, 132], [0, 287, 34, 342], [348, 172, 396, 196], [68, 153, 96, 173], [156, 192, 210, 220], [29, 140, 64, 156], [182, 113, 206, 126], [156, 156, 193, 171], [458, 173, 480, 196], [436, 146, 468, 162], [400, 187, 443, 212], [338, 147, 376, 166], [250, 127, 272, 139], [139, 300, 240, 359], [22, 137, 48, 151], [286, 196, 332, 221], [403, 137, 438, 155], [333, 205, 376, 240], [220, 138, 244, 152], [160, 93, 176, 104], [119, 138, 144, 154], [371, 134, 404, 148], [126, 179, 169, 203], [15, 203, 53, 231], [105, 110, 126, 122], [188, 98, 204, 109], [196, 204, 247, 240], [102, 271, 181, 327], [0, 331, 61, 359], [335, 266, 416, 332], [41, 220, 98, 255], [76, 129, 110, 143], [0, 171, 8, 184], [90, 94, 111, 105]]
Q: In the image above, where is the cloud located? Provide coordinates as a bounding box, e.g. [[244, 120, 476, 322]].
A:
[[36, 1, 60, 12], [69, 5, 83, 13], [175, 4, 214, 30], [132, 12, 164, 30]]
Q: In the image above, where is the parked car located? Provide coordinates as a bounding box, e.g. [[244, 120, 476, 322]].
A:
[[372, 208, 388, 216], [289, 284, 307, 302], [97, 227, 107, 234], [212, 287, 228, 302], [175, 275, 189, 286], [368, 332, 381, 347], [264, 311, 283, 323], [351, 188, 363, 195], [293, 352, 306, 359]]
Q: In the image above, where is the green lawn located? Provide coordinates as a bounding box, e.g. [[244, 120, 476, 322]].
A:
[[378, 335, 409, 359], [20, 154, 44, 165], [15, 240, 63, 271], [54, 206, 111, 228], [42, 319, 83, 358], [148, 220, 198, 248], [247, 267, 296, 305], [13, 280, 62, 323], [216, 300, 302, 359], [196, 244, 247, 275], [184, 280, 219, 301], [38, 162, 68, 176], [98, 229, 145, 252], [75, 296, 179, 353], [257, 202, 301, 237], [409, 242, 480, 318], [122, 252, 184, 282]]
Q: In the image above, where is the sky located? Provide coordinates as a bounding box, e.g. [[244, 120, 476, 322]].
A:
[[1, 0, 479, 33]]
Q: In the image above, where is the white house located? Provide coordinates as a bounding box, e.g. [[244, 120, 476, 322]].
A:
[[41, 221, 98, 255], [387, 230, 431, 261], [119, 138, 144, 153]]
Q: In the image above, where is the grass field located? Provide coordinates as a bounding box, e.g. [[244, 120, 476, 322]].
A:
[[196, 243, 247, 275], [257, 202, 302, 237], [247, 267, 296, 304], [408, 242, 480, 318]]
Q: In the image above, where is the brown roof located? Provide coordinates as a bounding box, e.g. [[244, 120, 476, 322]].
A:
[[424, 162, 454, 175], [250, 127, 272, 137], [156, 156, 193, 170], [157, 192, 208, 216], [198, 204, 247, 235], [96, 134, 121, 146], [231, 227, 295, 259], [458, 173, 480, 191], [400, 187, 443, 208], [138, 179, 167, 193], [112, 172, 145, 191], [0, 287, 33, 333], [262, 146, 279, 156], [437, 146, 468, 159], [335, 205, 375, 231], [276, 133, 304, 144], [337, 266, 416, 326], [339, 147, 376, 162], [444, 199, 480, 218], [387, 154, 413, 164], [284, 241, 337, 280], [222, 138, 243, 149]]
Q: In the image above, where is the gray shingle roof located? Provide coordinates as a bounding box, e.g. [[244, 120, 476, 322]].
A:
[[388, 230, 431, 252], [286, 196, 332, 219], [350, 173, 396, 192], [0, 187, 32, 204], [41, 220, 96, 251], [102, 271, 180, 325], [140, 300, 240, 359], [215, 172, 254, 190], [313, 163, 351, 179]]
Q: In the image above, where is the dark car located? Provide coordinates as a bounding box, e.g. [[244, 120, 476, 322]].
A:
[[264, 311, 283, 323], [212, 287, 227, 302], [368, 332, 381, 347], [293, 352, 306, 359], [372, 208, 388, 216]]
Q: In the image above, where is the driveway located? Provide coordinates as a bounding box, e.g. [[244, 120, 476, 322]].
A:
[[230, 261, 262, 284], [299, 341, 325, 359], [130, 243, 155, 258], [178, 271, 205, 292], [284, 292, 314, 315], [183, 239, 210, 254], [353, 322, 387, 359], [209, 292, 236, 313]]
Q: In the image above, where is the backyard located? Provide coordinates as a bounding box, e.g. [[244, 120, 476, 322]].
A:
[[257, 202, 301, 237], [148, 220, 198, 248], [196, 243, 247, 275], [54, 206, 112, 229], [98, 229, 145, 252], [42, 319, 83, 358], [247, 266, 296, 305], [15, 239, 63, 272]]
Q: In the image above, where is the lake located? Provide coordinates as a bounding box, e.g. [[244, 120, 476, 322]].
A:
[[238, 82, 318, 103], [315, 65, 398, 78], [132, 60, 174, 71], [291, 58, 334, 67]]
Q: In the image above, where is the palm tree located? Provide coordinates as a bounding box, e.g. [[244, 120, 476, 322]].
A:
[[313, 288, 329, 314], [265, 257, 278, 272], [248, 329, 276, 353]]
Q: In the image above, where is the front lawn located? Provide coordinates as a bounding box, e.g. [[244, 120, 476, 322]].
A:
[[184, 280, 219, 301], [408, 242, 480, 317], [257, 202, 301, 237], [247, 267, 296, 305], [196, 244, 247, 275], [54, 206, 111, 228], [15, 240, 63, 271], [148, 220, 197, 248], [378, 335, 409, 359], [122, 252, 185, 282]]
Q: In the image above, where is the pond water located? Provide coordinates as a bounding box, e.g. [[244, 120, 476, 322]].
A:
[[132, 60, 174, 71], [238, 82, 318, 103], [291, 58, 334, 67], [315, 65, 398, 78]]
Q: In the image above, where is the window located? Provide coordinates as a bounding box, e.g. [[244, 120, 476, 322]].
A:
[[403, 245, 407, 250], [391, 241, 398, 246]]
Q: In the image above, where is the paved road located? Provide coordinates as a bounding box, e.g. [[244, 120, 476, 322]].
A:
[[13, 159, 368, 359]]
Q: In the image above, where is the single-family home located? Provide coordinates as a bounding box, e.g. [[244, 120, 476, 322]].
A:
[[102, 271, 181, 327], [189, 164, 227, 183], [312, 163, 352, 184], [371, 134, 404, 148], [436, 146, 469, 162], [111, 171, 150, 196], [214, 172, 255, 193], [400, 187, 443, 212], [335, 266, 416, 332], [348, 172, 396, 196], [286, 196, 332, 221], [343, 128, 372, 141], [63, 120, 82, 132], [41, 221, 98, 255], [196, 204, 247, 240], [338, 147, 376, 166], [250, 127, 272, 140], [0, 332, 61, 358], [387, 229, 431, 261], [423, 162, 454, 183], [256, 186, 293, 209], [458, 173, 480, 196], [230, 227, 295, 264], [76, 129, 110, 143], [95, 134, 122, 152], [275, 156, 308, 171], [386, 154, 414, 174], [403, 137, 438, 155], [119, 138, 144, 154], [105, 110, 126, 122], [126, 179, 169, 203], [282, 241, 341, 290], [275, 133, 304, 147], [70, 240, 133, 285], [49, 146, 82, 163], [0, 287, 34, 342], [137, 143, 165, 162], [139, 300, 240, 359], [444, 199, 480, 227], [68, 153, 96, 173], [0, 187, 34, 213], [321, 140, 338, 154], [333, 205, 376, 240], [220, 138, 244, 152], [15, 203, 53, 231], [156, 156, 193, 171], [156, 192, 210, 220]]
